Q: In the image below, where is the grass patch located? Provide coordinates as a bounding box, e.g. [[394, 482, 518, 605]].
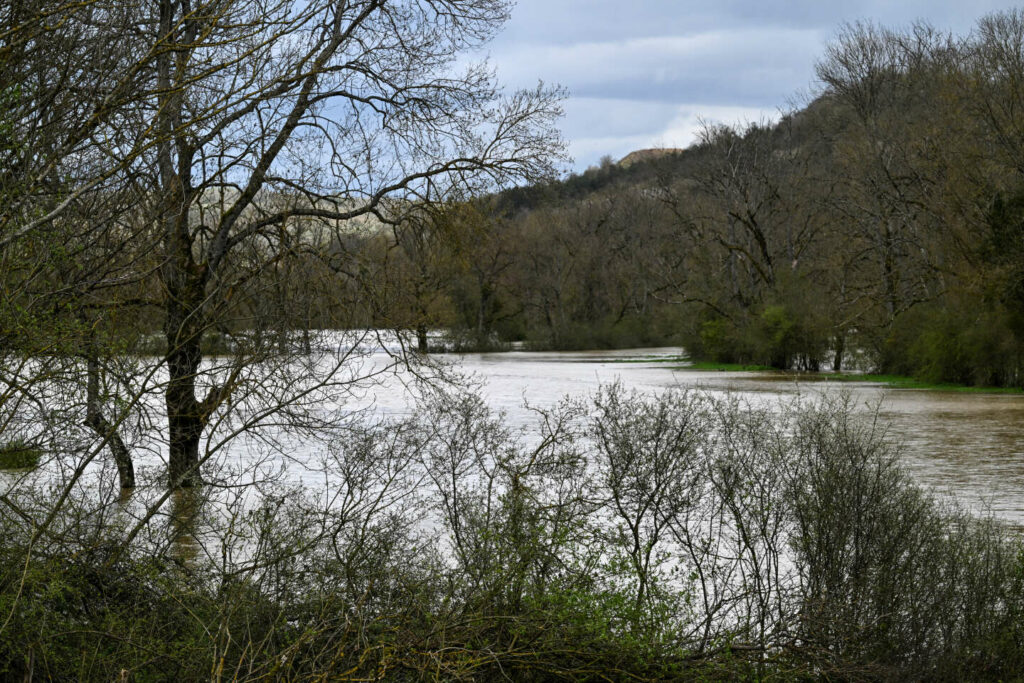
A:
[[600, 355, 689, 364], [825, 373, 1024, 393], [0, 440, 42, 470], [676, 360, 777, 372]]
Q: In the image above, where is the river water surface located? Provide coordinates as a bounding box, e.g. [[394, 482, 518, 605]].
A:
[[412, 347, 1024, 526], [5, 342, 1021, 529]]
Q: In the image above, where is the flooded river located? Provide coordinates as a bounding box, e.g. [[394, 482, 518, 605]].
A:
[[5, 342, 1022, 528], [419, 347, 1024, 525]]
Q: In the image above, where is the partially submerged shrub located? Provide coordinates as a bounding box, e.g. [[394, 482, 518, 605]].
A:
[[0, 438, 41, 470], [786, 397, 1024, 678]]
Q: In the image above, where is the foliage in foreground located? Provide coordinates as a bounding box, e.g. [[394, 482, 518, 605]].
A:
[[0, 388, 1022, 681]]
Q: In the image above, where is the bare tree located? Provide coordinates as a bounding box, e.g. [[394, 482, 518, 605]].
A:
[[816, 22, 959, 334], [0, 0, 564, 493], [0, 1, 164, 490], [138, 0, 564, 487]]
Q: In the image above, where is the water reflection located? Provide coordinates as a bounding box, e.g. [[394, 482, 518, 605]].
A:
[[117, 485, 134, 508], [169, 488, 201, 565]]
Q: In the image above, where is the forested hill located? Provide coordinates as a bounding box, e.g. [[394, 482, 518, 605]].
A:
[[492, 142, 702, 215], [492, 94, 832, 218], [365, 19, 1024, 388]]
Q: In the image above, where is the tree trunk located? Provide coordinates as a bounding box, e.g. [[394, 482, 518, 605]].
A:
[[84, 354, 134, 489], [165, 327, 204, 488], [477, 297, 487, 344], [170, 488, 201, 563], [882, 220, 899, 322], [833, 334, 845, 373], [156, 0, 201, 489], [164, 270, 206, 489], [416, 324, 429, 353], [477, 278, 493, 345], [302, 326, 312, 354]]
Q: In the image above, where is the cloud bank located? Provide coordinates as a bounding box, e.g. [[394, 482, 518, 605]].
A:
[[486, 0, 1021, 170]]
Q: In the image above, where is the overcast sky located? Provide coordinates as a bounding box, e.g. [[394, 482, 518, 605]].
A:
[[484, 1, 1021, 171]]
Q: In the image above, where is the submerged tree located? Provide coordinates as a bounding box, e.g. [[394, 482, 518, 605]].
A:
[[0, 0, 162, 490]]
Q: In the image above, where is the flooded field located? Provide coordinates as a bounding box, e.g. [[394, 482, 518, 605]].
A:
[[426, 347, 1024, 525], [4, 341, 1022, 527]]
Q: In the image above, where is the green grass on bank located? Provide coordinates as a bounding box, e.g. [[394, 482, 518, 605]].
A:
[[673, 362, 1024, 393], [600, 355, 689, 364], [825, 373, 1024, 393], [675, 360, 777, 372]]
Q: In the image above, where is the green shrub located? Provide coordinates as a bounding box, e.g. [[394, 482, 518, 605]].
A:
[[0, 439, 41, 470], [883, 297, 1024, 387]]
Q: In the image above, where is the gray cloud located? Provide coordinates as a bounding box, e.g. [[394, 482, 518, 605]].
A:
[[493, 29, 823, 105], [488, 1, 1024, 170], [563, 98, 778, 167], [500, 0, 1012, 44]]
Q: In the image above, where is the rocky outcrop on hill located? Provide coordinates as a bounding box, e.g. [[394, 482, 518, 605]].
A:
[[616, 148, 684, 168]]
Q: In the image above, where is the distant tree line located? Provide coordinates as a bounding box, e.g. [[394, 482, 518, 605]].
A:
[[360, 13, 1024, 387]]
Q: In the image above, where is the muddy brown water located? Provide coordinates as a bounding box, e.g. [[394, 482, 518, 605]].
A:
[[7, 343, 1021, 529]]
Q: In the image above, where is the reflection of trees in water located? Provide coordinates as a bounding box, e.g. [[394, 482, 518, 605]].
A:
[[169, 488, 201, 565], [117, 485, 134, 509]]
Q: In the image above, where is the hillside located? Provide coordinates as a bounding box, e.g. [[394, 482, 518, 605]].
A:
[[387, 64, 1024, 385]]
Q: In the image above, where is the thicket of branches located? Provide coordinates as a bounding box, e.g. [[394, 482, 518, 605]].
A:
[[0, 0, 564, 493], [1, 387, 1021, 680]]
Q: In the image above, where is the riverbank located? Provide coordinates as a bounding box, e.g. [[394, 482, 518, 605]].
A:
[[822, 372, 1024, 394], [439, 341, 1024, 393], [670, 361, 1024, 394]]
